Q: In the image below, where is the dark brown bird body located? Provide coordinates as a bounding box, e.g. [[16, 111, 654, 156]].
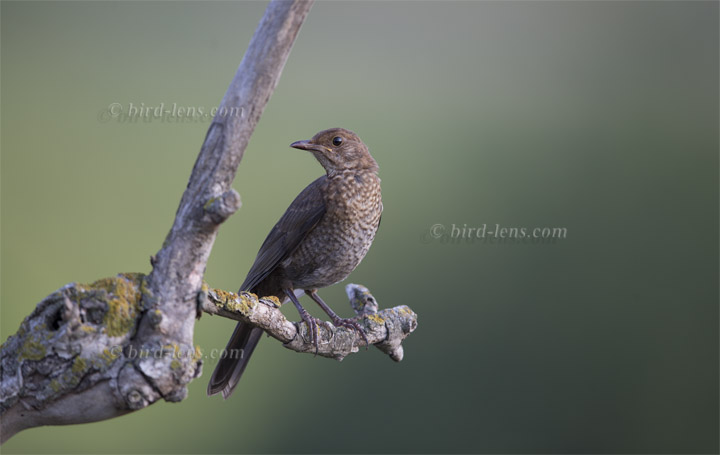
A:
[[285, 171, 382, 288], [208, 128, 382, 399]]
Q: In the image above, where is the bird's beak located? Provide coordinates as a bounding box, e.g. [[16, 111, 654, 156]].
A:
[[290, 140, 330, 154]]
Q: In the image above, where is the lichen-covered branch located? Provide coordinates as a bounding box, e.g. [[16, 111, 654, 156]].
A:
[[201, 283, 417, 361], [0, 0, 313, 443], [0, 277, 417, 442], [0, 274, 186, 442]]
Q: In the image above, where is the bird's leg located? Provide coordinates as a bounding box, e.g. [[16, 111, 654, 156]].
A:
[[307, 289, 370, 348], [284, 288, 322, 355]]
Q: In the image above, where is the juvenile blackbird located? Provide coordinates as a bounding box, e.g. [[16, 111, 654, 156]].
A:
[[207, 128, 383, 399]]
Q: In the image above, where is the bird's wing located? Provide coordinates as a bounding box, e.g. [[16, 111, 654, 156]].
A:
[[240, 176, 327, 292]]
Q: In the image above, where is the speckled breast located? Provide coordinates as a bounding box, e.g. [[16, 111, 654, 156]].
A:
[[284, 170, 382, 290]]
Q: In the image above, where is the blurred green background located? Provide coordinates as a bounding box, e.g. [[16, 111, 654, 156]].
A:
[[1, 1, 717, 453]]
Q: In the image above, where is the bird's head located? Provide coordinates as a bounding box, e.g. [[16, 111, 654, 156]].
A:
[[290, 128, 378, 175]]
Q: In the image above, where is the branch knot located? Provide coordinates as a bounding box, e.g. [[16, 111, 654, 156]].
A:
[[203, 189, 241, 224]]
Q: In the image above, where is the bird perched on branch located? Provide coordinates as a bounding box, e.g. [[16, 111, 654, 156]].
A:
[[208, 128, 383, 399]]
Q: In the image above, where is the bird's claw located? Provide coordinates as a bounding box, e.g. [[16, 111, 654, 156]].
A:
[[297, 308, 369, 353], [332, 317, 370, 349], [298, 309, 322, 355]]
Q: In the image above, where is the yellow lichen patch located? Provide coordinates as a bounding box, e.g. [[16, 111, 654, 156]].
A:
[[19, 337, 46, 361], [61, 369, 82, 387], [80, 324, 97, 334], [49, 379, 61, 392], [212, 288, 235, 306], [263, 296, 281, 306], [90, 277, 119, 294], [203, 196, 218, 210], [105, 298, 137, 337], [367, 314, 385, 325], [192, 346, 203, 362], [101, 348, 119, 364], [71, 357, 88, 374], [234, 293, 256, 314], [139, 275, 152, 297], [88, 274, 142, 337], [397, 306, 414, 316], [170, 359, 182, 371]]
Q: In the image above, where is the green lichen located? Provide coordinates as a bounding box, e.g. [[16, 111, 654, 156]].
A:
[[89, 274, 142, 337], [233, 293, 256, 314], [80, 324, 96, 334], [101, 348, 119, 365], [164, 343, 180, 357], [167, 343, 184, 370], [192, 346, 203, 362], [19, 337, 46, 361], [397, 306, 413, 316], [204, 196, 219, 210], [140, 276, 153, 297], [105, 300, 135, 336], [61, 369, 82, 387], [71, 357, 88, 374], [49, 379, 61, 392], [213, 288, 235, 306], [210, 288, 257, 315]]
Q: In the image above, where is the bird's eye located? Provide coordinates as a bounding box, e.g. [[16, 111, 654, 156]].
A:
[[332, 136, 343, 147]]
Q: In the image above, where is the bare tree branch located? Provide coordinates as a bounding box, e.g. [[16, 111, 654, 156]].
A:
[[0, 0, 314, 443]]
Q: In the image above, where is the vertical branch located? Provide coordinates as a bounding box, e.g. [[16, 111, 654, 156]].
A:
[[147, 0, 314, 330], [0, 0, 314, 443], [137, 0, 314, 398]]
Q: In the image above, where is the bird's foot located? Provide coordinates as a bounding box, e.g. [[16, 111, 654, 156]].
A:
[[296, 307, 327, 355], [331, 316, 370, 348]]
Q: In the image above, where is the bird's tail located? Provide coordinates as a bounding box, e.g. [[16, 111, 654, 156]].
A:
[[207, 322, 263, 399]]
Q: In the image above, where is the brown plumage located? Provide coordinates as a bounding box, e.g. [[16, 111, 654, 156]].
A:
[[207, 128, 382, 399]]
